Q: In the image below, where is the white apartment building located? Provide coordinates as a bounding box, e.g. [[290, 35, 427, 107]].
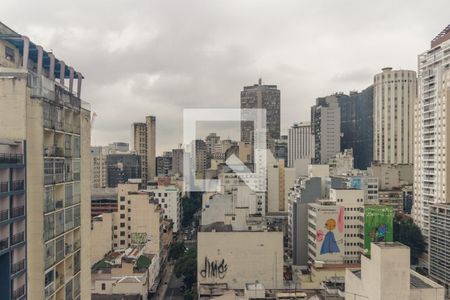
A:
[[288, 122, 314, 168], [149, 185, 181, 232], [373, 67, 417, 164], [0, 23, 91, 300], [414, 25, 450, 240]]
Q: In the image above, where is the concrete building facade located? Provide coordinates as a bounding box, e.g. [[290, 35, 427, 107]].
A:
[[132, 116, 156, 183], [414, 26, 450, 240], [0, 23, 91, 300], [240, 79, 281, 143], [311, 94, 342, 164], [373, 68, 416, 164], [288, 122, 314, 168]]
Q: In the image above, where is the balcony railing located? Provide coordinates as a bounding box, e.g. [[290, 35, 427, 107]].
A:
[[44, 146, 64, 157], [56, 249, 65, 262], [44, 282, 55, 298], [0, 153, 23, 164], [11, 232, 25, 245], [12, 284, 25, 300], [11, 206, 24, 218], [11, 258, 25, 274], [65, 243, 73, 255], [11, 180, 24, 192], [0, 237, 8, 251], [0, 182, 8, 193], [0, 209, 8, 222]]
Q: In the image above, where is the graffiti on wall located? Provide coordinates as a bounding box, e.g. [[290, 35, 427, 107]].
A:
[[199, 257, 228, 279]]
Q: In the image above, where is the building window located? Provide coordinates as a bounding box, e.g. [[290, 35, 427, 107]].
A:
[[120, 231, 125, 236], [120, 214, 125, 219], [101, 283, 106, 290], [120, 240, 125, 245], [120, 223, 125, 227], [5, 46, 14, 61], [120, 196, 125, 202]]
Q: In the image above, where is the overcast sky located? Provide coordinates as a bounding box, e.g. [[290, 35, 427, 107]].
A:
[[2, 0, 449, 154]]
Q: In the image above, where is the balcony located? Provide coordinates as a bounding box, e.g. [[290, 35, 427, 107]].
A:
[[74, 240, 81, 251], [0, 237, 8, 251], [12, 284, 25, 300], [11, 206, 24, 218], [11, 180, 24, 192], [11, 258, 25, 274], [0, 209, 8, 222], [0, 182, 8, 193], [0, 153, 23, 165], [11, 232, 25, 245], [44, 146, 64, 158]]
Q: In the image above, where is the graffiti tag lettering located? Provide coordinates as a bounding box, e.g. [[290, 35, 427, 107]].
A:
[[199, 257, 228, 279]]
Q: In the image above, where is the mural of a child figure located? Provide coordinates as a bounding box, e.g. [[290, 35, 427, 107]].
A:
[[320, 218, 340, 255]]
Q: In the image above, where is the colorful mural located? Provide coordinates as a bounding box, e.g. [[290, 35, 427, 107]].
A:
[[364, 205, 394, 254], [315, 206, 344, 262]]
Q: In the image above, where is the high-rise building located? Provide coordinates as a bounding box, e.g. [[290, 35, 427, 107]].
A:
[[311, 94, 342, 164], [90, 146, 107, 188], [429, 204, 450, 291], [0, 140, 26, 299], [373, 68, 416, 165], [156, 151, 172, 177], [339, 87, 374, 169], [240, 79, 280, 143], [273, 135, 288, 166], [0, 22, 91, 299], [205, 133, 220, 155], [132, 116, 156, 183], [287, 122, 314, 168], [106, 153, 141, 187], [413, 25, 450, 240], [171, 148, 184, 176]]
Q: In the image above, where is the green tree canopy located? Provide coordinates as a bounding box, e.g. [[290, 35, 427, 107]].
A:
[[394, 214, 426, 265], [174, 248, 197, 289]]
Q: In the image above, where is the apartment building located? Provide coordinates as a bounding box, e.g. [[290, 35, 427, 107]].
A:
[[171, 148, 184, 176], [0, 23, 91, 300], [287, 122, 314, 168], [132, 116, 156, 183], [0, 140, 26, 299], [414, 25, 450, 240], [429, 204, 450, 292], [112, 184, 162, 259], [147, 185, 181, 233]]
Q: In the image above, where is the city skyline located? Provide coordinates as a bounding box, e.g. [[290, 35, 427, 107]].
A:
[[1, 0, 449, 154]]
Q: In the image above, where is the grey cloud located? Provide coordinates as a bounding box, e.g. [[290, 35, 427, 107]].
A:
[[2, 0, 450, 153]]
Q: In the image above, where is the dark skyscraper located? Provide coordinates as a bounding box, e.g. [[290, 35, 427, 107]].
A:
[[339, 86, 374, 170], [240, 79, 280, 144]]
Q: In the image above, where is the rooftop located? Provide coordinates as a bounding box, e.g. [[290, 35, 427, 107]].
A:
[[431, 24, 450, 48], [0, 22, 83, 79]]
